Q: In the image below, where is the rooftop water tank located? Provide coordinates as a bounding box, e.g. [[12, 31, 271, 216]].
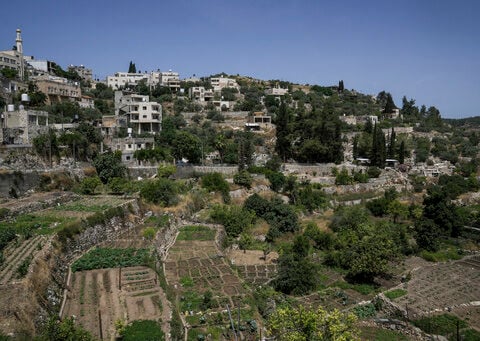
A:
[[7, 104, 15, 112], [21, 93, 30, 102]]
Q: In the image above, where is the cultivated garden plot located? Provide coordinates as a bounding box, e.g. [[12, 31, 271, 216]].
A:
[[63, 265, 165, 340], [164, 225, 259, 340], [394, 255, 480, 330], [228, 250, 279, 285]]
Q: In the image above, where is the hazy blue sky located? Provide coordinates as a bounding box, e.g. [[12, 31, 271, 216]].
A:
[[1, 0, 479, 118]]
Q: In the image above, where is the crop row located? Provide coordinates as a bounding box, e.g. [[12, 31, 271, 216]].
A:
[[71, 248, 150, 272]]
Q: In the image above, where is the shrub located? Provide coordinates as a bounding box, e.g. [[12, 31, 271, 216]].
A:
[[335, 167, 353, 185], [266, 171, 285, 192], [143, 227, 156, 240], [367, 166, 381, 178], [233, 170, 253, 189], [157, 164, 176, 178], [108, 177, 132, 194], [200, 172, 230, 203], [384, 289, 407, 300], [121, 320, 164, 341]]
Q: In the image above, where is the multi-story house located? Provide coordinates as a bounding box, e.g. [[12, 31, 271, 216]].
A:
[[1, 105, 49, 144], [265, 84, 288, 96], [160, 70, 180, 93], [210, 76, 240, 92], [115, 91, 162, 135], [34, 75, 81, 104], [188, 86, 214, 102], [68, 65, 93, 82], [110, 136, 155, 163], [107, 72, 161, 90]]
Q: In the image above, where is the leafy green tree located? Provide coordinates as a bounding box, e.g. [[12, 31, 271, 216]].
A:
[[267, 306, 358, 341], [414, 218, 441, 251], [33, 129, 59, 161], [387, 200, 409, 223], [93, 151, 126, 184], [210, 205, 255, 238], [273, 253, 318, 295], [78, 176, 102, 195], [304, 222, 334, 250], [140, 178, 178, 206], [172, 131, 201, 163], [329, 221, 400, 281], [1, 68, 18, 79]]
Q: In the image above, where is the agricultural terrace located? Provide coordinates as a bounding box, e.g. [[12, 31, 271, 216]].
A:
[[63, 248, 168, 339], [0, 195, 135, 286], [164, 225, 259, 340], [394, 255, 480, 331]]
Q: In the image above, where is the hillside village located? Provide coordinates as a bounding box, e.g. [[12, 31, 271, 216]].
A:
[[1, 29, 480, 340]]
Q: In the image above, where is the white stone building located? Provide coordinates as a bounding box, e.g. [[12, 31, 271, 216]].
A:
[[107, 71, 161, 90], [160, 70, 180, 93], [188, 86, 214, 102], [210, 76, 240, 92], [1, 106, 49, 144]]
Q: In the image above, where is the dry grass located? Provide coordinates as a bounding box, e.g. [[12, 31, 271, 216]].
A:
[[82, 167, 97, 177]]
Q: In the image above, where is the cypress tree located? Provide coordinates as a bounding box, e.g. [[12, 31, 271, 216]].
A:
[[399, 141, 406, 164], [371, 124, 386, 168], [383, 93, 396, 114], [388, 127, 396, 158], [275, 101, 291, 162]]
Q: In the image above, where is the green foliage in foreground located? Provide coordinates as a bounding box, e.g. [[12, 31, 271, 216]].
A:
[[39, 316, 95, 341], [177, 225, 216, 241], [71, 248, 150, 272], [120, 320, 165, 341], [267, 305, 358, 340]]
